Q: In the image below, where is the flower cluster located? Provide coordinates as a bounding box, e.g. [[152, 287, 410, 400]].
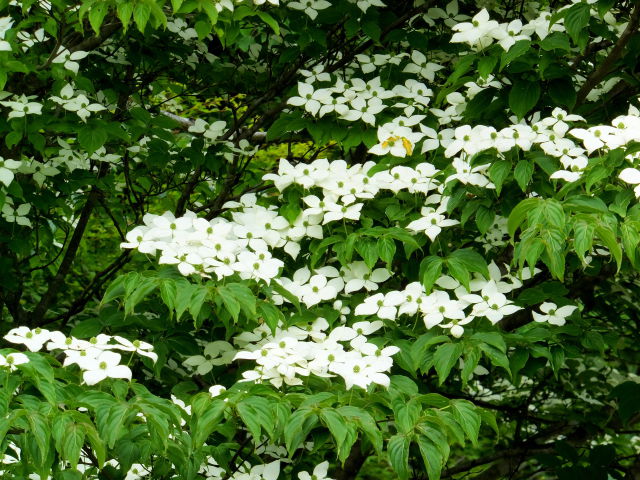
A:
[[276, 263, 390, 307], [3, 327, 157, 385], [355, 262, 539, 337], [120, 207, 288, 280], [50, 83, 106, 122], [232, 318, 398, 390], [287, 75, 437, 125]]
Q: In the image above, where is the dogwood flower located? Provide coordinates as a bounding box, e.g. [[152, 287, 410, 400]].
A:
[[355, 292, 404, 320], [288, 0, 331, 19], [463, 281, 522, 324], [298, 461, 333, 480], [532, 302, 577, 326], [0, 352, 29, 372], [79, 351, 133, 385], [0, 157, 22, 186], [619, 168, 640, 197], [406, 204, 459, 241], [4, 327, 52, 352]]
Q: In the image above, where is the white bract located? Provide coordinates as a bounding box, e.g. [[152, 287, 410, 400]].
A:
[[532, 302, 577, 326]]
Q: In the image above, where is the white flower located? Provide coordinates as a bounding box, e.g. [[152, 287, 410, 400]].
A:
[[0, 157, 22, 187], [406, 204, 459, 241], [403, 50, 443, 81], [4, 327, 52, 352], [532, 302, 577, 326], [112, 336, 158, 362], [299, 274, 341, 307], [51, 48, 89, 74], [61, 94, 106, 121], [463, 281, 521, 324], [298, 461, 333, 480], [369, 124, 424, 157], [492, 20, 530, 51], [0, 352, 29, 371], [354, 292, 404, 320], [288, 0, 331, 19], [288, 83, 330, 116], [450, 9, 500, 49], [619, 168, 640, 197], [79, 351, 133, 385], [209, 385, 227, 397], [124, 464, 149, 480], [0, 95, 43, 119], [420, 291, 466, 328], [343, 262, 391, 293]]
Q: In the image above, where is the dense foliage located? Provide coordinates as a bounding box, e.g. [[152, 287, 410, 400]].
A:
[[1, 0, 640, 478]]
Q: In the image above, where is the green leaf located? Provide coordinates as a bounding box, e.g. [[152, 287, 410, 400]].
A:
[[52, 414, 85, 469], [124, 278, 157, 316], [256, 11, 280, 35], [475, 206, 495, 235], [446, 257, 470, 291], [78, 125, 107, 155], [192, 399, 226, 448], [550, 346, 565, 378], [548, 77, 576, 108], [594, 223, 622, 270], [488, 160, 511, 195], [500, 39, 531, 71], [168, 280, 193, 321], [378, 237, 396, 266], [133, 2, 151, 32], [284, 409, 317, 453], [573, 218, 595, 261], [470, 332, 506, 353], [420, 256, 444, 294], [387, 434, 411, 480], [416, 435, 444, 480], [271, 282, 301, 312], [100, 402, 130, 448], [88, 2, 109, 33], [237, 397, 273, 442], [610, 381, 640, 424], [477, 55, 498, 78], [508, 80, 540, 119], [201, 0, 219, 24], [356, 238, 379, 269], [460, 347, 481, 387], [451, 400, 481, 446], [448, 248, 490, 278], [514, 160, 533, 191], [320, 409, 348, 452], [216, 287, 240, 322], [564, 195, 608, 214], [159, 279, 177, 314], [338, 406, 383, 455], [257, 301, 284, 334], [223, 283, 256, 317], [508, 198, 541, 237], [478, 343, 511, 374], [621, 221, 640, 267], [394, 399, 421, 434], [597, 0, 615, 17], [433, 342, 463, 385], [445, 54, 476, 86], [539, 32, 571, 51], [564, 3, 591, 45], [26, 411, 50, 465]]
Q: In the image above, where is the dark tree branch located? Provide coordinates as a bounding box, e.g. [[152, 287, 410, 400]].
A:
[[30, 187, 101, 325], [575, 3, 640, 108]]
